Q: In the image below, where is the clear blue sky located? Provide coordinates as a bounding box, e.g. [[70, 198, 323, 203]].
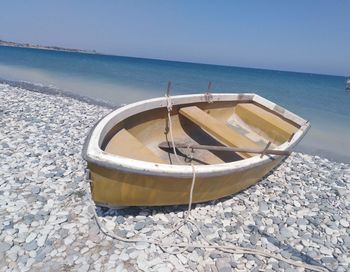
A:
[[0, 0, 349, 75]]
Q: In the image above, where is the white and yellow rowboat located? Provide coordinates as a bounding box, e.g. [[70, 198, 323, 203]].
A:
[[83, 93, 310, 207]]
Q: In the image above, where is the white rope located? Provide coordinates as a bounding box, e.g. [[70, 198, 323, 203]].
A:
[[88, 95, 328, 272], [166, 94, 182, 164], [186, 163, 196, 221], [167, 111, 182, 165]]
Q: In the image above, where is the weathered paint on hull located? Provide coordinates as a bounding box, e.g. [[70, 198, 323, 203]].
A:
[[89, 157, 283, 207]]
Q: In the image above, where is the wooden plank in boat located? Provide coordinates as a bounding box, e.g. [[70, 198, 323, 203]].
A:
[[105, 128, 164, 164], [234, 103, 299, 143], [179, 106, 259, 159]]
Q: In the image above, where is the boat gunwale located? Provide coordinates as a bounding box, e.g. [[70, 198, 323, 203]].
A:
[[82, 93, 310, 178]]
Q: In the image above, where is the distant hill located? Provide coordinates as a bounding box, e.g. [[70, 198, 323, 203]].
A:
[[0, 40, 96, 54]]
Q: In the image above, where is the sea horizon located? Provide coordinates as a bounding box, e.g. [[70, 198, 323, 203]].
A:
[[1, 44, 347, 78], [1, 45, 349, 163]]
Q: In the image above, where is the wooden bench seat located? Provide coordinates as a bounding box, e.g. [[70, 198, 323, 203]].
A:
[[234, 103, 299, 144], [105, 129, 164, 163], [179, 106, 259, 159]]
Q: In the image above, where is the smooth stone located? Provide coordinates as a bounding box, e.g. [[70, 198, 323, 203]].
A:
[[0, 242, 12, 253], [134, 221, 145, 231], [7, 250, 18, 262], [168, 255, 185, 270], [296, 218, 308, 226], [209, 251, 221, 259], [342, 236, 350, 248], [25, 232, 37, 243], [24, 240, 38, 251], [129, 250, 141, 259], [320, 246, 333, 255], [265, 218, 273, 225], [37, 234, 47, 247], [31, 186, 41, 194], [301, 240, 310, 247], [105, 220, 115, 232], [215, 258, 231, 272], [64, 235, 75, 245], [78, 264, 90, 272], [267, 242, 278, 251], [280, 251, 292, 259], [176, 253, 188, 264], [280, 227, 292, 239], [225, 226, 234, 232], [233, 205, 246, 212], [321, 257, 337, 264], [59, 229, 69, 239], [135, 241, 149, 250], [81, 247, 89, 254], [286, 217, 296, 226], [23, 214, 35, 225], [18, 255, 29, 265], [115, 263, 124, 272], [259, 201, 269, 213], [249, 234, 258, 245], [126, 232, 135, 238], [135, 215, 146, 221], [339, 219, 349, 228], [267, 227, 274, 234], [293, 200, 301, 208], [272, 217, 282, 224], [116, 230, 127, 238], [100, 250, 108, 256], [188, 260, 197, 270], [116, 216, 125, 224], [154, 214, 169, 223], [120, 252, 129, 261]]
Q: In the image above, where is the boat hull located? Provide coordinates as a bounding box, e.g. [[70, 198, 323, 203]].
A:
[[89, 157, 283, 207], [84, 93, 310, 207]]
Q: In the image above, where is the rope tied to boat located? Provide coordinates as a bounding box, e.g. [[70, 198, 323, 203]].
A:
[[88, 85, 329, 272], [165, 81, 182, 165]]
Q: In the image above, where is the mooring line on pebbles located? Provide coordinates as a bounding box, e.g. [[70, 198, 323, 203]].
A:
[[90, 200, 329, 272], [89, 172, 329, 272]]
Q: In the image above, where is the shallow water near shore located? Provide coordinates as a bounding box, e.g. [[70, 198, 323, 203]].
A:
[[0, 45, 349, 162]]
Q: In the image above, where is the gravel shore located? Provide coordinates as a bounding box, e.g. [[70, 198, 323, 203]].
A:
[[0, 84, 349, 272]]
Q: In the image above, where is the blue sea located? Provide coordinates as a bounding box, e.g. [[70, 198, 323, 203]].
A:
[[1, 46, 349, 162]]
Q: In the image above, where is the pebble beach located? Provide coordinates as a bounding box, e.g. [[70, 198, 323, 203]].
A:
[[0, 83, 349, 271]]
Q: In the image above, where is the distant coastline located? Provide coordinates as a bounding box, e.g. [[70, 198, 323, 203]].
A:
[[0, 39, 96, 54]]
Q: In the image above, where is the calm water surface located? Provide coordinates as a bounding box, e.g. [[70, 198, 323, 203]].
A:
[[1, 46, 349, 162]]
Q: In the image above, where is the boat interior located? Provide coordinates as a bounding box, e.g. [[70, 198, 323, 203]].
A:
[[101, 101, 300, 165]]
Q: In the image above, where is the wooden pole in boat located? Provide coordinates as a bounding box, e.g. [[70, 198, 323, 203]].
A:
[[158, 141, 291, 156], [260, 141, 271, 158]]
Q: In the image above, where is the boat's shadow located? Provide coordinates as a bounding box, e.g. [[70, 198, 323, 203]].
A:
[[95, 205, 326, 270], [94, 161, 327, 271], [247, 225, 327, 270]]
